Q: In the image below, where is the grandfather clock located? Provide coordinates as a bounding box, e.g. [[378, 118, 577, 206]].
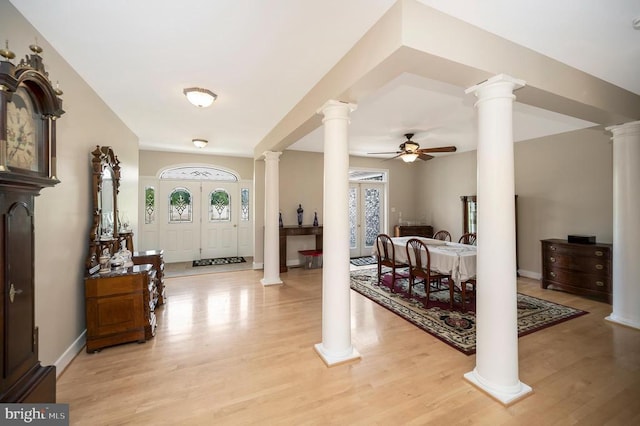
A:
[[0, 42, 64, 402]]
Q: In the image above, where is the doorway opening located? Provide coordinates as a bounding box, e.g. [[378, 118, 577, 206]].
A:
[[348, 169, 388, 258], [140, 165, 253, 264]]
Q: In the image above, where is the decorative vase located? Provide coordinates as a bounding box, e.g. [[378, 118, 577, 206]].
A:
[[297, 204, 303, 226], [313, 212, 318, 227], [279, 212, 283, 228]]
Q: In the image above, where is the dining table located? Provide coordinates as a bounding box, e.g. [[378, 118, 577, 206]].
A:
[[373, 236, 477, 288]]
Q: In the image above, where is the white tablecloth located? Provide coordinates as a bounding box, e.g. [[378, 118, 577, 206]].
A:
[[373, 237, 476, 285]]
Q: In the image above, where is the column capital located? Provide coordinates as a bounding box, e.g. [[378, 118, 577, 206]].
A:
[[606, 120, 640, 138], [262, 151, 282, 162], [317, 100, 357, 121], [465, 74, 526, 105]]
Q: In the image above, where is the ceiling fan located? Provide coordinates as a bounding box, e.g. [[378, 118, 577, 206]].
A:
[[368, 133, 457, 163]]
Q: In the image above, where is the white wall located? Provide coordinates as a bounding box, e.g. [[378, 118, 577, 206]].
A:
[[418, 127, 613, 277]]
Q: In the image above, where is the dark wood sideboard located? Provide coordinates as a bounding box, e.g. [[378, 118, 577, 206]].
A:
[[541, 239, 612, 303], [279, 226, 323, 272], [394, 225, 433, 238]]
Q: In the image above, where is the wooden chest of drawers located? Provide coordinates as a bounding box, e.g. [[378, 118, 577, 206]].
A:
[[133, 249, 165, 305], [541, 239, 612, 303], [85, 265, 157, 352], [394, 225, 433, 238]]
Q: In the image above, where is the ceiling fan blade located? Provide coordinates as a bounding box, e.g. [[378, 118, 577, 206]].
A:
[[418, 153, 434, 161], [418, 146, 457, 153], [383, 153, 404, 161], [367, 151, 402, 155]]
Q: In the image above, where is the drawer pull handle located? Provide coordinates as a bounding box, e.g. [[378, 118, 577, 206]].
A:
[[595, 264, 603, 270], [549, 257, 555, 262], [550, 272, 556, 278], [596, 281, 604, 287], [595, 251, 603, 257], [550, 246, 556, 251]]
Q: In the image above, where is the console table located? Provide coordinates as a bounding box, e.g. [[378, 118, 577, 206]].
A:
[[279, 226, 323, 272]]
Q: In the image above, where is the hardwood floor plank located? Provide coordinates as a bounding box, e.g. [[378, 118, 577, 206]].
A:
[[56, 269, 640, 425]]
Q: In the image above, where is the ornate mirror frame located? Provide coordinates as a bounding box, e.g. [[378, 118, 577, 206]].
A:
[[86, 145, 120, 274]]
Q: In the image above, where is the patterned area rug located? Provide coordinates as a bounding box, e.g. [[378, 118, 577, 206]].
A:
[[192, 257, 246, 267], [350, 256, 377, 266], [350, 268, 588, 355]]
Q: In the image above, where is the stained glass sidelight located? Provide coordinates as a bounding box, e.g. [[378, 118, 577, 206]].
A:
[[240, 188, 250, 221], [169, 188, 192, 223], [144, 186, 155, 224], [364, 188, 381, 246], [209, 189, 230, 221]]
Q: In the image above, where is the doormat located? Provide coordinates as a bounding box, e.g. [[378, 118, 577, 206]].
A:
[[350, 256, 377, 266], [192, 257, 246, 267]]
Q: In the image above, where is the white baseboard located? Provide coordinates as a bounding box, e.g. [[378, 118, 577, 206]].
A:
[[518, 269, 541, 280], [54, 330, 86, 378]]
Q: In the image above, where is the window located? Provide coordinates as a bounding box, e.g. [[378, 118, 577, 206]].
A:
[[144, 186, 156, 224], [209, 189, 230, 221], [240, 187, 250, 221], [169, 187, 192, 223]]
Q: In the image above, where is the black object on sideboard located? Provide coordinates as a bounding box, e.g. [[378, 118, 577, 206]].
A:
[[541, 238, 612, 303]]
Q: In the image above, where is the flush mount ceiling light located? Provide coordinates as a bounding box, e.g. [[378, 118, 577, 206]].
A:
[[633, 17, 640, 30], [192, 138, 208, 148], [183, 87, 217, 108]]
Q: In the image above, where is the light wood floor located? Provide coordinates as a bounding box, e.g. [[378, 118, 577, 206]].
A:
[[57, 267, 640, 425]]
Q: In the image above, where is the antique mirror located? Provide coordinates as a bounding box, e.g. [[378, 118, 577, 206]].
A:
[[86, 146, 120, 274]]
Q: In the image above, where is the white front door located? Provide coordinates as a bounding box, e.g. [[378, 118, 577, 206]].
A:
[[159, 180, 201, 263], [349, 182, 385, 257], [201, 181, 238, 259]]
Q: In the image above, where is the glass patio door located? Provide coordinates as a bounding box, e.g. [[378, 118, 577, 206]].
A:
[[349, 182, 385, 258]]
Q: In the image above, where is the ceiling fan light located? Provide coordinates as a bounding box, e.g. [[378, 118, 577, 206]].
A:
[[192, 138, 208, 148], [401, 153, 418, 163], [404, 141, 419, 152], [183, 87, 217, 108]]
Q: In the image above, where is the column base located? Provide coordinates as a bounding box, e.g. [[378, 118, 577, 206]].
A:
[[464, 369, 532, 406], [605, 314, 640, 330], [260, 277, 283, 286], [314, 343, 361, 367]]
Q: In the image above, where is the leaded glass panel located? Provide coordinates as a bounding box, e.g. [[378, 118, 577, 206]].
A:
[[364, 188, 381, 246], [144, 186, 156, 224], [349, 187, 357, 249], [169, 187, 192, 223], [240, 188, 249, 221], [209, 189, 230, 221]]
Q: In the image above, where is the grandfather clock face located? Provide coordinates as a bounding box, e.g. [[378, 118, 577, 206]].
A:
[[6, 86, 41, 171]]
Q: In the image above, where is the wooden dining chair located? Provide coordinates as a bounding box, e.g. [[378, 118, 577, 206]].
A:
[[450, 277, 476, 312], [458, 232, 477, 245], [375, 234, 408, 293], [405, 238, 450, 308], [433, 230, 452, 241]]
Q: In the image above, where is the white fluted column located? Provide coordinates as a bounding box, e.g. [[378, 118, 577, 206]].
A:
[[261, 151, 283, 286], [605, 120, 640, 329], [463, 74, 532, 404], [314, 100, 360, 366]]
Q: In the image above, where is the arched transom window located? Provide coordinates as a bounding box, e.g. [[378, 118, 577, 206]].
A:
[[159, 166, 238, 181]]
